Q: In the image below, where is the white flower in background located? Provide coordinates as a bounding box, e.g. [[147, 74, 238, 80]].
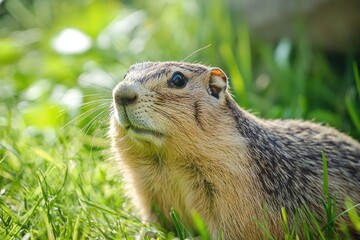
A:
[[52, 28, 92, 54]]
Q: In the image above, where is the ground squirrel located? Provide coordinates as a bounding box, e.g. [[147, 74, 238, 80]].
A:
[[109, 61, 360, 239]]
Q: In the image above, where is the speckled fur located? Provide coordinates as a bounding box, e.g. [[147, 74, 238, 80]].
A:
[[109, 61, 360, 239]]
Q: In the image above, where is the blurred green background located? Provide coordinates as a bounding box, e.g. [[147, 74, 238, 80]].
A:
[[0, 0, 359, 239], [1, 0, 359, 138]]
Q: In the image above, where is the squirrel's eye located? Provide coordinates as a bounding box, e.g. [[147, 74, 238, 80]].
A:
[[169, 72, 188, 88]]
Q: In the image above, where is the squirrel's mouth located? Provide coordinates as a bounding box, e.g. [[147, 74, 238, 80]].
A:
[[114, 105, 164, 145], [126, 124, 164, 146], [126, 124, 163, 138]]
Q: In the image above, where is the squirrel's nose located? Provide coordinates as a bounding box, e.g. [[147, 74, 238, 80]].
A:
[[113, 84, 138, 106]]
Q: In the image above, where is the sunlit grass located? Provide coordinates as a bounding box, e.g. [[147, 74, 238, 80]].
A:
[[0, 118, 143, 239]]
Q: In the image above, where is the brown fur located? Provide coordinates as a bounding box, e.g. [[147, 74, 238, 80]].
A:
[[109, 61, 360, 239]]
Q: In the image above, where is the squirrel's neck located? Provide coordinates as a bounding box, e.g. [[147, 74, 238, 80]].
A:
[[225, 97, 264, 137], [225, 96, 314, 212]]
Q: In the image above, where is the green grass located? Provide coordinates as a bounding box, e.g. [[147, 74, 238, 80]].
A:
[[1, 0, 360, 239], [0, 123, 145, 239]]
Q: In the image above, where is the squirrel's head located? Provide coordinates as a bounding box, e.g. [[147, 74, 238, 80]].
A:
[[111, 61, 233, 151]]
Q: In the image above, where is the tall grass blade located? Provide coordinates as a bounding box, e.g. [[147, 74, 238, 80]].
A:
[[322, 152, 329, 199], [353, 61, 360, 101], [219, 42, 247, 105], [281, 207, 290, 237], [341, 201, 360, 232], [304, 205, 326, 240], [345, 94, 360, 133], [169, 209, 186, 240], [254, 219, 275, 240], [72, 211, 82, 240], [192, 211, 210, 240]]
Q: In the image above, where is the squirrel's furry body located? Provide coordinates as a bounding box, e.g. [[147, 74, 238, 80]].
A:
[[110, 61, 360, 239]]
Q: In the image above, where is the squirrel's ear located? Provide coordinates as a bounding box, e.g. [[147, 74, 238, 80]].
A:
[[209, 68, 228, 99]]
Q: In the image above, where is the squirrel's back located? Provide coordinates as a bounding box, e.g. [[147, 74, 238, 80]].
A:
[[227, 98, 360, 215]]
